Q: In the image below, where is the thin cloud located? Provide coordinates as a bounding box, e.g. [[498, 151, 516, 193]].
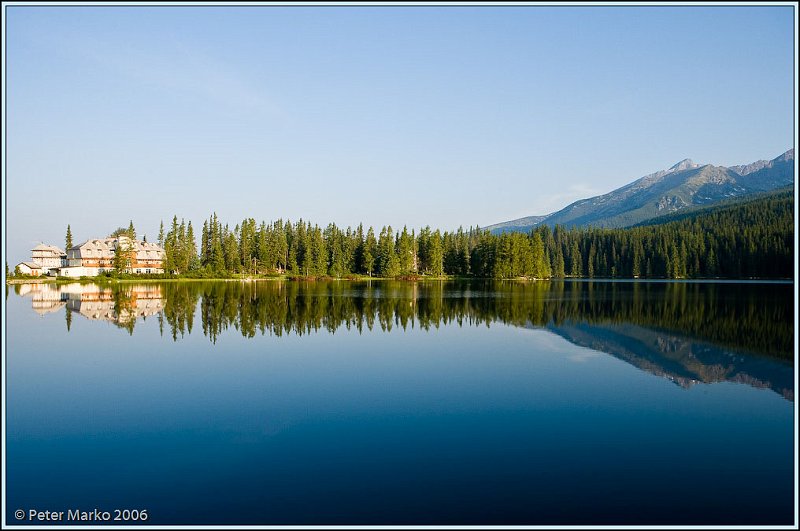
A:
[[568, 350, 602, 363], [48, 31, 278, 116], [536, 183, 603, 214], [501, 183, 603, 222]]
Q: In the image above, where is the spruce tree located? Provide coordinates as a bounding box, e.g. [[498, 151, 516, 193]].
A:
[[363, 228, 377, 276], [275, 220, 288, 271], [570, 241, 582, 277], [256, 222, 269, 272], [397, 226, 415, 274], [429, 230, 444, 276]]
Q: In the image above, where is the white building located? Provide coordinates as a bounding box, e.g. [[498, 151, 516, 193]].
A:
[[59, 236, 166, 277], [30, 244, 66, 275], [16, 261, 43, 276]]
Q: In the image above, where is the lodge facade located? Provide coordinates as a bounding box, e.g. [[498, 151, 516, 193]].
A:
[[17, 237, 166, 277]]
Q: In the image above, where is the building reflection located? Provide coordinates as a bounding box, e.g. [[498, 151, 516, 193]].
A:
[[18, 283, 164, 330], [17, 283, 67, 316]]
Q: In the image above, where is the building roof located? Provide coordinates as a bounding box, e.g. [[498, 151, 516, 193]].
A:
[[129, 240, 167, 260], [71, 239, 112, 251], [31, 243, 65, 254], [69, 237, 165, 259], [18, 261, 42, 269]]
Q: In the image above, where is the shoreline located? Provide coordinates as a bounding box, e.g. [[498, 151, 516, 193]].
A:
[[6, 276, 793, 285]]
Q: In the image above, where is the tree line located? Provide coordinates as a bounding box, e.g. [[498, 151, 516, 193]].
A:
[[152, 190, 792, 279]]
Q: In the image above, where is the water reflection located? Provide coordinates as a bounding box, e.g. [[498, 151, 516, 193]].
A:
[[548, 321, 794, 401], [18, 282, 164, 334], [15, 280, 794, 400]]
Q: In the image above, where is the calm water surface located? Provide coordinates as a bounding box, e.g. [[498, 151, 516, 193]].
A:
[[5, 280, 795, 525]]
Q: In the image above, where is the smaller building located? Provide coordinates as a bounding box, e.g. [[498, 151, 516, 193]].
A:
[[31, 243, 67, 274], [16, 261, 43, 276]]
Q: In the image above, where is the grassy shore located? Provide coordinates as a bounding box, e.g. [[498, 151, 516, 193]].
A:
[[6, 277, 57, 285], [6, 273, 460, 285]]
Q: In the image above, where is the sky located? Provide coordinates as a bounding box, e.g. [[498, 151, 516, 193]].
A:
[[3, 4, 795, 263]]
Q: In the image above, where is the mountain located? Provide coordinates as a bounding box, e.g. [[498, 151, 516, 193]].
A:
[[486, 149, 794, 233], [732, 148, 794, 190]]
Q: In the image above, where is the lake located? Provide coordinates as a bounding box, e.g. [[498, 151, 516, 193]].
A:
[[5, 279, 795, 525]]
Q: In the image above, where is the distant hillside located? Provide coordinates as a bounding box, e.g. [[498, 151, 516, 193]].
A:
[[505, 187, 794, 281], [632, 185, 794, 228], [482, 214, 549, 234], [486, 149, 794, 234]]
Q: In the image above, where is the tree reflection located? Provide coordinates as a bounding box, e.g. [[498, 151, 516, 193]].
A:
[[149, 280, 792, 360], [20, 280, 793, 360], [18, 280, 794, 400]]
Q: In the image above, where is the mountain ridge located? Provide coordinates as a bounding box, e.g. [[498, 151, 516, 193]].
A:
[[486, 149, 794, 233]]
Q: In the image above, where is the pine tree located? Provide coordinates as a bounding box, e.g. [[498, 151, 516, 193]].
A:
[[186, 221, 198, 271], [632, 240, 642, 278], [363, 227, 377, 276], [429, 230, 444, 276], [587, 242, 596, 278], [378, 226, 399, 277], [275, 220, 288, 272], [397, 226, 415, 274], [201, 220, 210, 267], [354, 223, 366, 274], [295, 221, 309, 275], [256, 222, 269, 272], [114, 238, 131, 273], [570, 240, 582, 277], [531, 233, 547, 278], [178, 219, 188, 272], [65, 224, 73, 250], [211, 214, 224, 272], [223, 225, 240, 273], [553, 246, 565, 278], [310, 226, 327, 276]]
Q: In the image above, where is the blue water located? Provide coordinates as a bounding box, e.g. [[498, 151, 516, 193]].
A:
[[5, 280, 795, 525]]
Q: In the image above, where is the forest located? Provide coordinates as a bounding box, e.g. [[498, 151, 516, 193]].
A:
[[152, 189, 793, 280]]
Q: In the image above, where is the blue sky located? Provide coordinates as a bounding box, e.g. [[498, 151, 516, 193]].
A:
[[4, 5, 794, 263]]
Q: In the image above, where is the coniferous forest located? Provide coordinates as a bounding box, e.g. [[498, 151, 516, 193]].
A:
[[155, 189, 793, 280]]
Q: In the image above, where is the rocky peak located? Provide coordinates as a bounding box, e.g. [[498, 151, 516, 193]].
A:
[[669, 159, 697, 172], [774, 148, 794, 162]]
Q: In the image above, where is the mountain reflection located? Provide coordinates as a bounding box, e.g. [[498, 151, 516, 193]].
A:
[[16, 280, 793, 400], [548, 322, 794, 402]]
